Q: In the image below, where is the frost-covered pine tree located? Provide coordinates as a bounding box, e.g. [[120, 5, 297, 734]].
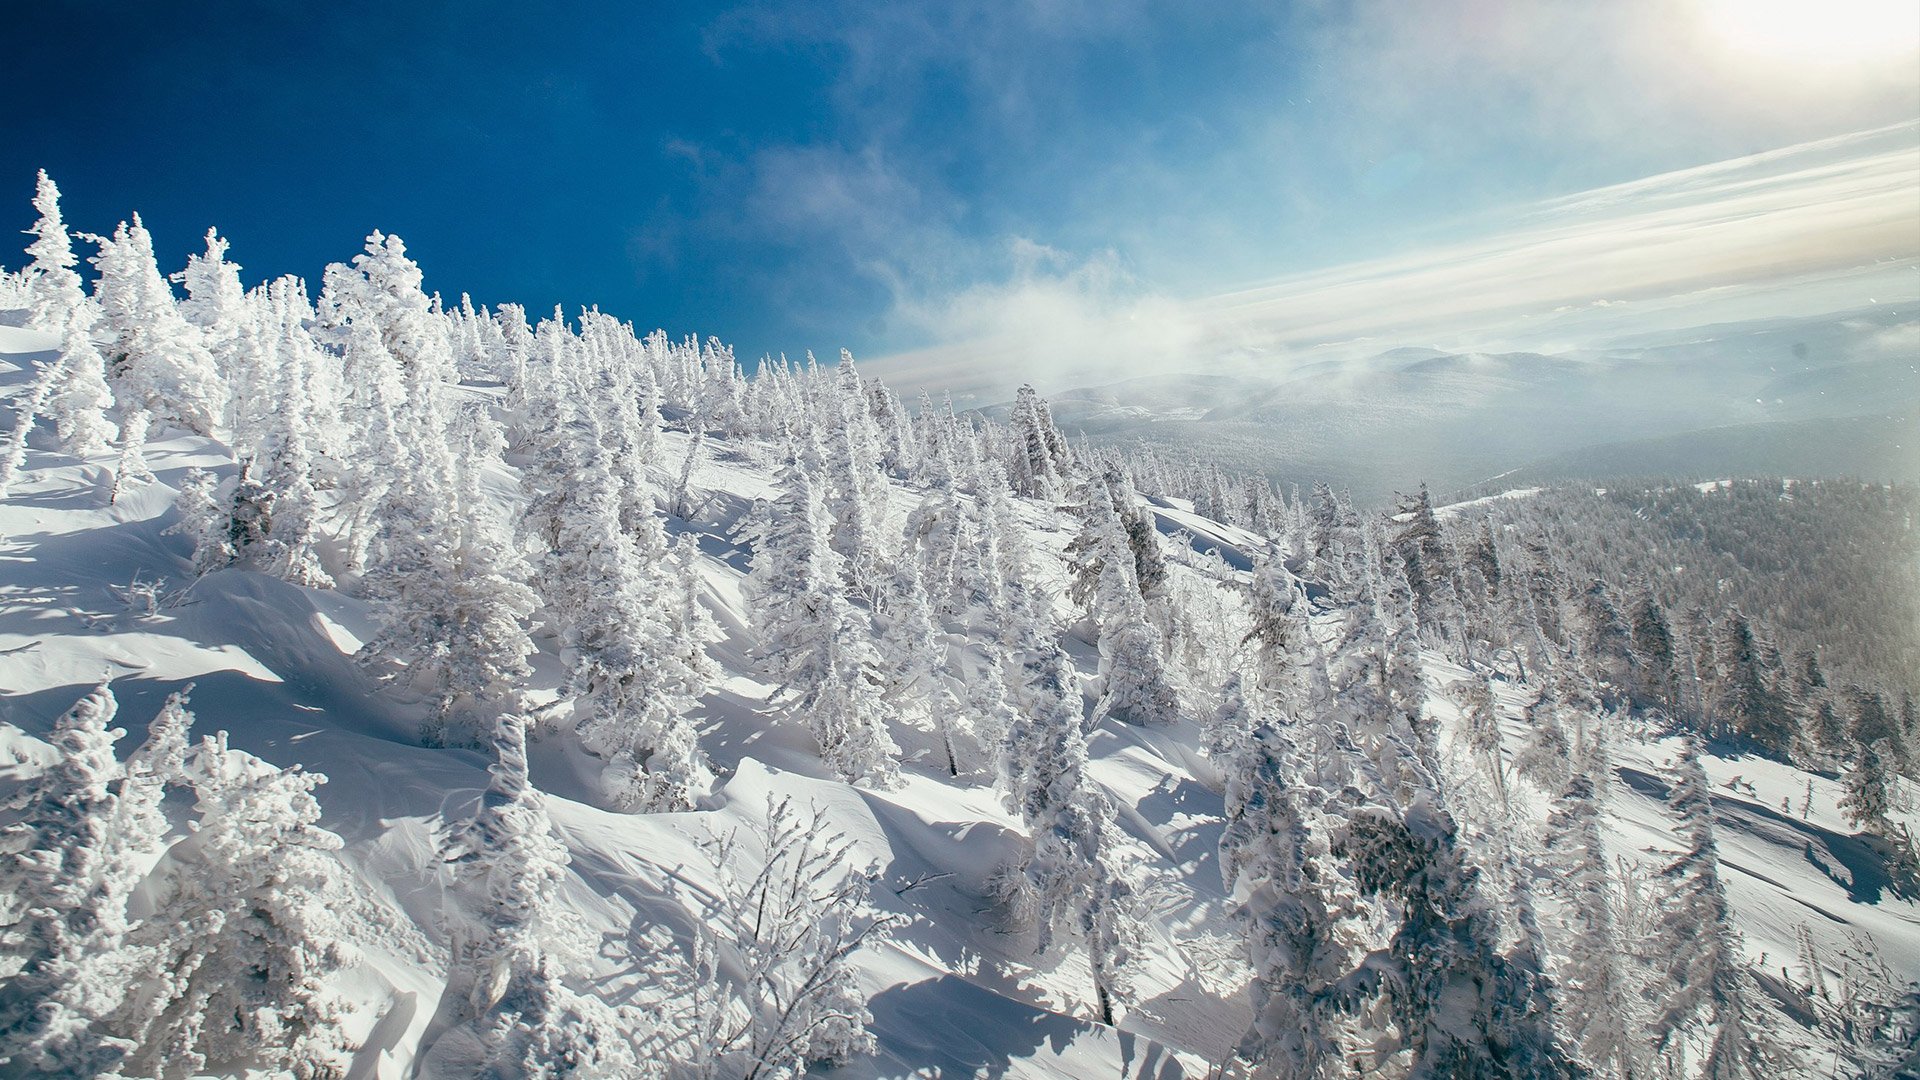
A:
[[435, 712, 642, 1078], [164, 467, 236, 575], [814, 352, 890, 593], [1627, 592, 1678, 712], [110, 726, 360, 1079], [1007, 384, 1072, 500], [999, 640, 1146, 1025], [1839, 737, 1898, 838], [0, 341, 69, 500], [1071, 481, 1180, 726], [744, 453, 900, 788], [333, 235, 536, 747], [45, 303, 117, 461], [1204, 672, 1259, 764], [21, 171, 88, 333], [90, 215, 225, 441], [539, 418, 712, 811], [1456, 673, 1510, 808], [1646, 734, 1797, 1077], [1540, 739, 1644, 1079], [878, 560, 970, 776], [1241, 553, 1332, 725], [519, 328, 704, 790], [244, 276, 332, 587], [1219, 720, 1355, 1078], [176, 228, 259, 436], [1391, 484, 1464, 645], [1307, 483, 1367, 589], [314, 254, 409, 570], [1329, 789, 1574, 1078], [0, 683, 154, 1077]]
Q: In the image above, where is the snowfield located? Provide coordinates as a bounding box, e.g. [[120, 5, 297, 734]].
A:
[[0, 180, 1915, 1078], [2, 311, 1914, 1077]]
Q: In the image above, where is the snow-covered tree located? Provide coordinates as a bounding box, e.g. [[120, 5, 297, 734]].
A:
[[744, 454, 900, 788], [1219, 721, 1356, 1078], [0, 683, 151, 1076], [1391, 485, 1464, 645], [1713, 612, 1792, 755], [878, 561, 970, 776], [1646, 735, 1798, 1077], [111, 727, 360, 1079], [359, 455, 539, 747], [327, 234, 536, 747], [21, 171, 87, 332], [45, 303, 117, 462], [1071, 480, 1181, 727], [999, 640, 1146, 1025], [245, 277, 332, 587], [1007, 384, 1071, 500], [90, 216, 225, 440], [164, 467, 237, 575], [176, 228, 260, 438], [0, 344, 68, 500], [1540, 743, 1644, 1078], [1241, 554, 1331, 724], [1329, 791, 1574, 1078], [435, 712, 642, 1078], [513, 329, 712, 807], [1839, 738, 1900, 838], [1627, 592, 1678, 712]]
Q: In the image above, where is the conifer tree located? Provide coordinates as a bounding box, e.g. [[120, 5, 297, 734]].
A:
[[323, 235, 535, 746], [1219, 721, 1354, 1078], [1007, 384, 1071, 499], [0, 343, 68, 500], [177, 228, 257, 434], [90, 215, 225, 440], [21, 171, 87, 333], [1071, 480, 1181, 726], [1628, 593, 1678, 713], [878, 561, 969, 776], [435, 713, 641, 1078], [1391, 484, 1463, 643], [999, 641, 1145, 1025], [1647, 735, 1797, 1077], [1541, 742, 1644, 1078], [1714, 612, 1792, 754], [51, 308, 114, 455], [1839, 738, 1898, 838], [248, 277, 332, 587], [744, 455, 900, 788], [115, 731, 360, 1080], [0, 683, 149, 1077]]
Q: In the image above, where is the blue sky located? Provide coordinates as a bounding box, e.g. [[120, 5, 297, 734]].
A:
[[7, 1, 1917, 390]]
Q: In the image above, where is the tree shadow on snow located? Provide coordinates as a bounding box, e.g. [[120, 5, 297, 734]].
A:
[[866, 975, 1188, 1079], [1617, 765, 1905, 904]]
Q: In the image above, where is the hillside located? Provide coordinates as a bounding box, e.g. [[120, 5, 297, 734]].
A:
[[0, 194, 1917, 1079]]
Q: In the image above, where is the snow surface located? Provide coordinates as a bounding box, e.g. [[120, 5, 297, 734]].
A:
[[0, 328, 1914, 1077]]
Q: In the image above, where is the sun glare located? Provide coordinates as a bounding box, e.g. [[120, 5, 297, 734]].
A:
[[1702, 0, 1920, 64]]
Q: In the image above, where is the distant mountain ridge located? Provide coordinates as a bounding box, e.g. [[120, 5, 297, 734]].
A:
[[981, 306, 1918, 502]]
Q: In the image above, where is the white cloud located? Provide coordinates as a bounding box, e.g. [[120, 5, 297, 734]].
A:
[[869, 122, 1920, 402]]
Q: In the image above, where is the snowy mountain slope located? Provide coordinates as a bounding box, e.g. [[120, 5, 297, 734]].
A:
[[3, 311, 1916, 1079], [0, 331, 1225, 1076]]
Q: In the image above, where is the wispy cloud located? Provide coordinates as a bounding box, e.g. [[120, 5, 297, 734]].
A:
[[664, 1, 1919, 376], [869, 123, 1920, 401]]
